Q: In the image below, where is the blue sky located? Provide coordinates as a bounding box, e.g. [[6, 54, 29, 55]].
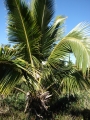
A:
[[0, 0, 90, 45], [55, 0, 90, 33]]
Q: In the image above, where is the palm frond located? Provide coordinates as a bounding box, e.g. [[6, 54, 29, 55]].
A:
[[31, 0, 64, 60], [5, 0, 41, 62], [0, 66, 22, 95], [0, 45, 40, 94], [48, 22, 90, 74], [41, 16, 66, 59], [31, 0, 54, 32], [61, 73, 90, 95], [49, 16, 66, 41], [0, 45, 17, 60]]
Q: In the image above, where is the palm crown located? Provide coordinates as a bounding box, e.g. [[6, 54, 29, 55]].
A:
[[0, 0, 90, 96]]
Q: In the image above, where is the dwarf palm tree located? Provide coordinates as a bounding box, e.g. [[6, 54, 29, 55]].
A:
[[0, 0, 90, 118]]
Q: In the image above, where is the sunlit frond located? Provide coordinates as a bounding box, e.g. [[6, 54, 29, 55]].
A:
[[48, 22, 90, 74]]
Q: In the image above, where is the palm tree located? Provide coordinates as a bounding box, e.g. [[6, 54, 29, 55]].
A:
[[0, 0, 90, 118]]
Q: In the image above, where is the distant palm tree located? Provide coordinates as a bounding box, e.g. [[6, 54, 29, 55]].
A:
[[0, 0, 90, 118]]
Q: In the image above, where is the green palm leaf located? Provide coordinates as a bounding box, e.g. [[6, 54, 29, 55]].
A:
[[31, 0, 54, 32], [5, 0, 41, 62], [31, 0, 66, 59], [41, 16, 66, 58], [0, 45, 40, 94], [0, 66, 22, 95], [48, 22, 90, 74], [0, 45, 22, 94], [61, 73, 90, 95]]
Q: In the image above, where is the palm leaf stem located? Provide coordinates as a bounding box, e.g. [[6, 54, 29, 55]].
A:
[[41, 0, 46, 31], [15, 0, 32, 64], [14, 87, 26, 94], [14, 0, 36, 79]]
